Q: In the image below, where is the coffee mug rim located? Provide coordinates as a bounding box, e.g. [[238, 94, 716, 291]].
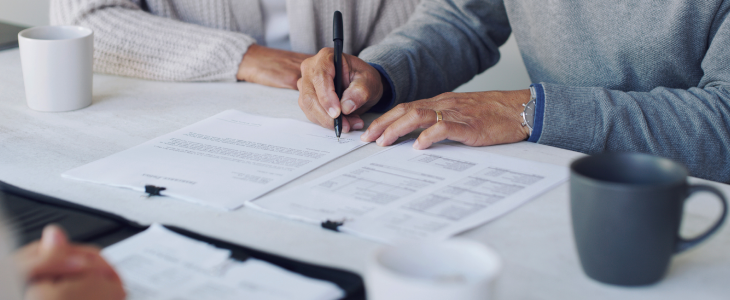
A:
[[570, 172, 687, 192], [371, 239, 502, 286], [570, 152, 688, 189], [18, 26, 93, 42]]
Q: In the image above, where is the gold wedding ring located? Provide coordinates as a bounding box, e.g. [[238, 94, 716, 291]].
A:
[[435, 110, 443, 123]]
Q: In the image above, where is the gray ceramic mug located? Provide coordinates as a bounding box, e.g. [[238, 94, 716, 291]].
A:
[[570, 153, 727, 286]]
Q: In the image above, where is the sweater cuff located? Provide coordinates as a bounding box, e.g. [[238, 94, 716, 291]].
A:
[[360, 45, 414, 106], [535, 82, 599, 153], [74, 8, 256, 82], [367, 63, 396, 113], [217, 35, 257, 82], [527, 83, 545, 143]]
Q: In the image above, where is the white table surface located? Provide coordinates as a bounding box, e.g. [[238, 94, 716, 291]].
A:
[[1, 48, 729, 299]]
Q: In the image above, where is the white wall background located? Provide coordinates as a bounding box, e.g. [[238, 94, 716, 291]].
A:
[[453, 36, 532, 93], [0, 0, 532, 92], [0, 0, 51, 27]]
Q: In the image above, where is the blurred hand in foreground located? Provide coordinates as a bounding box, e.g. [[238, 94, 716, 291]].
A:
[[15, 225, 125, 300]]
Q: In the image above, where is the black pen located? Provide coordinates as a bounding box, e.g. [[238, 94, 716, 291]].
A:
[[333, 11, 343, 141]]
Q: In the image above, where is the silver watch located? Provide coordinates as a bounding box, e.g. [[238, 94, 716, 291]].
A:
[[520, 86, 537, 136]]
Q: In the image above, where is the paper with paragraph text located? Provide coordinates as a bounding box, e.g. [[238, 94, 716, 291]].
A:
[[63, 110, 368, 210]]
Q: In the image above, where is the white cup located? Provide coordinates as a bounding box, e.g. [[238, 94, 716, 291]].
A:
[[18, 26, 93, 112], [366, 240, 501, 300]]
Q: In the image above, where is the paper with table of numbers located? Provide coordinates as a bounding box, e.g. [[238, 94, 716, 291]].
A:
[[62, 110, 368, 210], [102, 224, 344, 300], [248, 140, 569, 244]]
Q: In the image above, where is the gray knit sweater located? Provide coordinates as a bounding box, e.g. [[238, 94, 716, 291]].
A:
[[50, 0, 418, 82], [360, 0, 730, 182]]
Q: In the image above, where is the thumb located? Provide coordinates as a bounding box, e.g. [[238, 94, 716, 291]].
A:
[[25, 225, 88, 280], [341, 59, 383, 115], [39, 224, 69, 255], [340, 77, 375, 115]]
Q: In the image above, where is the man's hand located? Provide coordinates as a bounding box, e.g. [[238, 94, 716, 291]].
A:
[[237, 44, 313, 90], [360, 90, 532, 149], [298, 48, 384, 133], [16, 225, 125, 300]]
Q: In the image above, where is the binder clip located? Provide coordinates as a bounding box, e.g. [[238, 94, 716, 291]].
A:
[[321, 220, 344, 232], [143, 185, 166, 198]]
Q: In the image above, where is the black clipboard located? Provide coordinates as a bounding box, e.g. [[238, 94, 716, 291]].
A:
[[0, 181, 365, 300]]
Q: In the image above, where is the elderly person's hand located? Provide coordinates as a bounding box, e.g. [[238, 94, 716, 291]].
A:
[[237, 44, 313, 90], [360, 90, 533, 149], [15, 225, 125, 300], [297, 47, 385, 133]]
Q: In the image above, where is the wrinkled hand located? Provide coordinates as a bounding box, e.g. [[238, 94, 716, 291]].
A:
[[15, 225, 125, 300], [297, 48, 384, 133], [237, 44, 313, 90], [360, 90, 532, 149]]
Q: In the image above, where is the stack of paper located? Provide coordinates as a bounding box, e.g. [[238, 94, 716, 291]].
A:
[[102, 224, 344, 300]]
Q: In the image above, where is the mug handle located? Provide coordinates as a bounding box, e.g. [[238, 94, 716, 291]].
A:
[[675, 184, 728, 253]]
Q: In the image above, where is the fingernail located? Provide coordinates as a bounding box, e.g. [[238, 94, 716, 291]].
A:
[[376, 135, 384, 145], [413, 140, 420, 149], [353, 121, 364, 130], [342, 100, 356, 114], [328, 107, 339, 118], [41, 226, 63, 251]]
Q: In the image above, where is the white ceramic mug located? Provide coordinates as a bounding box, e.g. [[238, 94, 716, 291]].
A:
[[366, 240, 501, 300], [18, 26, 93, 112]]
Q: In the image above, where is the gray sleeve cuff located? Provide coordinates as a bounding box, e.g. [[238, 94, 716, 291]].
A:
[[367, 63, 396, 113], [359, 45, 417, 107], [527, 84, 545, 143], [535, 83, 600, 153]]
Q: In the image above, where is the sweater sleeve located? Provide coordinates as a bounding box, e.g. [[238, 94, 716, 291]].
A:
[[49, 0, 256, 82], [0, 215, 21, 300], [537, 10, 730, 183], [358, 0, 511, 106]]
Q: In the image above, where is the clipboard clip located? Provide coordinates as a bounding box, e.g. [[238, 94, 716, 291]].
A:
[[142, 185, 166, 198], [321, 220, 345, 232]]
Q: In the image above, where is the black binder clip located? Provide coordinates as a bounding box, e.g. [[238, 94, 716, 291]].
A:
[[321, 220, 344, 232], [144, 185, 166, 198]]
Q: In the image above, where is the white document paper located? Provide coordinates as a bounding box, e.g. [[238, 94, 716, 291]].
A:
[[248, 141, 569, 243], [63, 110, 368, 210], [102, 224, 344, 300]]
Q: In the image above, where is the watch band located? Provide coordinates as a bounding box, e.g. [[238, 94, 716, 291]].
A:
[[521, 86, 537, 137], [529, 85, 536, 103]]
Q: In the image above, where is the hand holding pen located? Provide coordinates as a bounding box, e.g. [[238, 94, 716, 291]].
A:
[[296, 12, 385, 137]]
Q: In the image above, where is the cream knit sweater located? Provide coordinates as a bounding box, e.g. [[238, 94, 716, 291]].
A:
[[50, 0, 419, 82], [0, 211, 21, 300]]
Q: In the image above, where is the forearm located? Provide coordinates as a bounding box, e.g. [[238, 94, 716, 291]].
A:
[[50, 0, 255, 82], [538, 83, 730, 182], [359, 0, 511, 107]]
